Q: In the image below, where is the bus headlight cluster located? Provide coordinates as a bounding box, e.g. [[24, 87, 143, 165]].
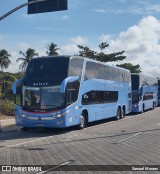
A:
[[22, 114, 27, 118], [53, 110, 70, 119]]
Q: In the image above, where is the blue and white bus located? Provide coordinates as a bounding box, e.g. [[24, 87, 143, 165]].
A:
[[131, 73, 158, 113], [12, 56, 131, 129]]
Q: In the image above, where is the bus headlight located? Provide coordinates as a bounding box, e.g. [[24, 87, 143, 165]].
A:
[[54, 110, 70, 118], [22, 114, 27, 118]]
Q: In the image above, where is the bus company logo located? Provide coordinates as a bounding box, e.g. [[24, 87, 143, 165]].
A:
[[33, 82, 48, 86], [35, 110, 46, 113]]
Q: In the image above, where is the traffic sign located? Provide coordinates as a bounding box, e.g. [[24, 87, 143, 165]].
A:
[[28, 0, 68, 14]]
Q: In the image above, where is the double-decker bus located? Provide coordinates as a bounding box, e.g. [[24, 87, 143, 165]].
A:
[[131, 73, 158, 113], [12, 56, 131, 130]]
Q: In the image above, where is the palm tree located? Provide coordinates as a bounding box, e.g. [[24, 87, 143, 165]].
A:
[[16, 48, 39, 71], [0, 49, 11, 93], [0, 49, 11, 71], [46, 42, 60, 56]]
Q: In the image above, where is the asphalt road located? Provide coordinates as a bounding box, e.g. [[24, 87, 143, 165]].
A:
[[0, 108, 160, 174]]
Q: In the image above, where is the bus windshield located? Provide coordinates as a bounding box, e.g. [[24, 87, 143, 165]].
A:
[[23, 86, 64, 111], [131, 75, 139, 90]]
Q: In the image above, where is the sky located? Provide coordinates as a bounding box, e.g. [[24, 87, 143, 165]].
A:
[[1, 0, 160, 77]]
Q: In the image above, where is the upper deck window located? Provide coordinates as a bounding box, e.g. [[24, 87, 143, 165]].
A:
[[85, 61, 130, 82], [68, 58, 84, 78], [24, 57, 69, 86]]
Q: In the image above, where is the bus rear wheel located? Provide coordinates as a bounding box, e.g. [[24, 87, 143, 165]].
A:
[[116, 107, 121, 120], [120, 107, 125, 119]]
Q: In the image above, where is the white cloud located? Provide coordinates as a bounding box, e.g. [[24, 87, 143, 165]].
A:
[[6, 51, 20, 73], [61, 15, 69, 20], [35, 27, 53, 31], [102, 16, 160, 77], [61, 36, 88, 54], [19, 42, 31, 51], [94, 2, 160, 15], [61, 44, 79, 54], [99, 34, 112, 43], [129, 3, 160, 15], [94, 9, 106, 14], [71, 36, 88, 45]]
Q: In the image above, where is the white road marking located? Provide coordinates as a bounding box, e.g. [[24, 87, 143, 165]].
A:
[[157, 123, 160, 126], [114, 132, 142, 144]]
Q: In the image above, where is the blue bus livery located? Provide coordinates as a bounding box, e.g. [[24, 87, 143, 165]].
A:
[[131, 73, 158, 113], [12, 56, 131, 129]]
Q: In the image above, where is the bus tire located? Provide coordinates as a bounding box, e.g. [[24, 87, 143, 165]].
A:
[[78, 114, 86, 130], [116, 107, 121, 120], [141, 104, 145, 113], [22, 127, 29, 131], [152, 102, 155, 110], [121, 107, 125, 119]]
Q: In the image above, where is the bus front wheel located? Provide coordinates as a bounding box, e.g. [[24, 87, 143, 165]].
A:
[[152, 102, 155, 110], [21, 127, 29, 131], [141, 104, 145, 113], [78, 114, 86, 130], [120, 107, 125, 119]]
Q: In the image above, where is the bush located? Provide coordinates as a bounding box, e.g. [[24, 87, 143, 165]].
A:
[[0, 99, 14, 116], [1, 89, 14, 101]]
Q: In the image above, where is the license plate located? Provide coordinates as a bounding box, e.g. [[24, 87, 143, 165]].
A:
[[36, 124, 44, 127]]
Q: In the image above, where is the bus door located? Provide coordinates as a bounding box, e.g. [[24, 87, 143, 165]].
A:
[[65, 80, 81, 125]]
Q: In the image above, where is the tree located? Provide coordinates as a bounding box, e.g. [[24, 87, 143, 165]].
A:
[[46, 42, 60, 56], [0, 49, 11, 71], [16, 48, 39, 71], [77, 42, 126, 62], [117, 63, 141, 73], [77, 42, 141, 73], [0, 49, 11, 95]]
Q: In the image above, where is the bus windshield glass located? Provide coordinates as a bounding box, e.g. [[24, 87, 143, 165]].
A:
[[131, 75, 139, 90], [23, 86, 64, 111]]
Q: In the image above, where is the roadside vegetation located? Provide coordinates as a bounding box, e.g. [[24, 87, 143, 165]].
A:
[[0, 42, 141, 116]]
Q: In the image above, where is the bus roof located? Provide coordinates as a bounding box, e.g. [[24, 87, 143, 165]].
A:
[[131, 73, 157, 79], [32, 55, 130, 73]]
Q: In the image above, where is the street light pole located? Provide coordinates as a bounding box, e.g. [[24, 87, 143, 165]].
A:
[[0, 0, 48, 21]]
